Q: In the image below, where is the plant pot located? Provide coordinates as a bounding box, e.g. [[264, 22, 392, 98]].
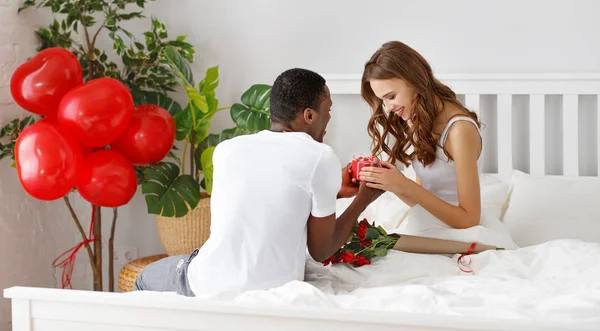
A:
[[155, 195, 211, 256]]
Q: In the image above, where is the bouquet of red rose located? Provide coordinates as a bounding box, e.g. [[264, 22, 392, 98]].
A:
[[322, 218, 399, 267]]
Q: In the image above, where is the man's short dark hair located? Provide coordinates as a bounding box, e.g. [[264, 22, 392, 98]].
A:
[[270, 68, 326, 124]]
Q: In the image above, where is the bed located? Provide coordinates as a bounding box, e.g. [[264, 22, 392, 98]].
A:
[[4, 73, 600, 331]]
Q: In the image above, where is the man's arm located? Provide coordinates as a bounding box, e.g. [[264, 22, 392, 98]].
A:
[[307, 182, 382, 262], [304, 149, 382, 261]]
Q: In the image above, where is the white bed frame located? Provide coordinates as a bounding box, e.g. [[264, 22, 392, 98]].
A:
[[4, 73, 600, 331]]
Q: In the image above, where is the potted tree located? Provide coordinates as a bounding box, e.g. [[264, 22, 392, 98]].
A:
[[141, 46, 272, 255], [3, 0, 195, 291]]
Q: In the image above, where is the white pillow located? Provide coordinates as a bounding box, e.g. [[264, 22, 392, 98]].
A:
[[501, 170, 600, 247], [479, 173, 513, 222]]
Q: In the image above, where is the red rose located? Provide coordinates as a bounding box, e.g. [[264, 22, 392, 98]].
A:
[[353, 254, 365, 267], [357, 227, 367, 240], [331, 254, 342, 264], [342, 252, 355, 263], [357, 220, 368, 240]]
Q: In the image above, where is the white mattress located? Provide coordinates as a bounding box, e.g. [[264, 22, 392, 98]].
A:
[[128, 239, 600, 325]]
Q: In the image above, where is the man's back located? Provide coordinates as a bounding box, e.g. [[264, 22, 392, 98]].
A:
[[187, 130, 341, 295]]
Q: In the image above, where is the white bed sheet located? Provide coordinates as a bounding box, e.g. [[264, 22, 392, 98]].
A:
[[129, 239, 600, 325]]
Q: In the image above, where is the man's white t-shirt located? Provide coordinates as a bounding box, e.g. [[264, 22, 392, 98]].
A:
[[187, 130, 342, 295]]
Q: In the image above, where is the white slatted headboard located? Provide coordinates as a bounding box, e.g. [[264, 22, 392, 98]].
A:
[[325, 74, 600, 178]]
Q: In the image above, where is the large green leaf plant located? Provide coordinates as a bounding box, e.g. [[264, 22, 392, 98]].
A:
[[0, 0, 196, 292], [141, 45, 273, 218]]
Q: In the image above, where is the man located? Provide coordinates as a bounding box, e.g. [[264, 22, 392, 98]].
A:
[[134, 68, 383, 296]]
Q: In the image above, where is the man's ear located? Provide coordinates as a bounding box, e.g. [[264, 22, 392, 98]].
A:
[[302, 108, 317, 124]]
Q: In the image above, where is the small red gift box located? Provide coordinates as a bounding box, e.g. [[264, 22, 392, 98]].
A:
[[351, 156, 378, 181]]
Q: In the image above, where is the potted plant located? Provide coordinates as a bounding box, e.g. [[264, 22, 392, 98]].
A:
[[140, 46, 272, 255], [2, 0, 194, 292]]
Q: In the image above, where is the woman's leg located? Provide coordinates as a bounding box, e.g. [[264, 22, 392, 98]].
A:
[[392, 234, 500, 254]]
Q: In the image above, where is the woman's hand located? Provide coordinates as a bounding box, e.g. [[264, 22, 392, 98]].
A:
[[359, 161, 410, 194]]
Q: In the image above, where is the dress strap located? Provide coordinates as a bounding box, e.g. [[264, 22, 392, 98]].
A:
[[440, 116, 481, 147]]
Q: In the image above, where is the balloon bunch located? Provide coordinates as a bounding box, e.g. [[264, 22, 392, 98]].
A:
[[10, 47, 176, 208]]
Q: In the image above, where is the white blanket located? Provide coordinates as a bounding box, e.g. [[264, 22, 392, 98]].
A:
[[183, 239, 600, 324]]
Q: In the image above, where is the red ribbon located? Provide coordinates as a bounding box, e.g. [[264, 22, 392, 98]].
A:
[[52, 206, 97, 289], [457, 242, 477, 274]]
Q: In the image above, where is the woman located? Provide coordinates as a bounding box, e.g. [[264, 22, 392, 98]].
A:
[[358, 41, 483, 232]]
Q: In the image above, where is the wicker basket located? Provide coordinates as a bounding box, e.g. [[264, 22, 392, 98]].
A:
[[118, 254, 168, 293], [155, 196, 211, 256]]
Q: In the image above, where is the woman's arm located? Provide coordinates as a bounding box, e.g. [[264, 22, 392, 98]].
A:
[[360, 122, 482, 229], [392, 175, 420, 207]]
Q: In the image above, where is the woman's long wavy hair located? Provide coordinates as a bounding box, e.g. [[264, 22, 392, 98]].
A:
[[361, 41, 480, 167]]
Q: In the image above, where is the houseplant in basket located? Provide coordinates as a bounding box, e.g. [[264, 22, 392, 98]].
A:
[[2, 0, 194, 292], [141, 46, 272, 255]]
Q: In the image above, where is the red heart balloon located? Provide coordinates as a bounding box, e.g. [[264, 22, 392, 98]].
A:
[[110, 104, 176, 166], [10, 47, 83, 118], [15, 118, 83, 201], [58, 77, 134, 148], [76, 150, 137, 207]]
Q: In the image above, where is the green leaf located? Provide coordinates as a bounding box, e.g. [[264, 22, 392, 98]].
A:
[[200, 147, 216, 195], [376, 225, 388, 236], [373, 248, 388, 257], [119, 11, 144, 21], [199, 66, 219, 113], [142, 162, 200, 217], [173, 104, 195, 141], [194, 112, 213, 144], [0, 116, 36, 163], [199, 66, 219, 94], [184, 84, 208, 114], [230, 84, 272, 132], [173, 103, 210, 141], [134, 165, 146, 185], [162, 45, 194, 86], [365, 228, 380, 240], [18, 0, 36, 13], [167, 151, 180, 164], [142, 91, 183, 116]]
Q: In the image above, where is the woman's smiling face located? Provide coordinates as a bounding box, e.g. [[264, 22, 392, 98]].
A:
[[369, 78, 416, 121]]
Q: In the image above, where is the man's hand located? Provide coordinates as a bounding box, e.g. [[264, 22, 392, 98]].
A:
[[356, 179, 384, 205], [337, 163, 359, 199]]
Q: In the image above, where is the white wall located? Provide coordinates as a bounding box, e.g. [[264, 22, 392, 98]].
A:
[[142, 0, 600, 168], [0, 0, 599, 329], [0, 2, 58, 330]]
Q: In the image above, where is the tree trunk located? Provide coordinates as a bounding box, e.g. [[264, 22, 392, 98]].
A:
[[93, 205, 103, 291], [108, 208, 118, 292]]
